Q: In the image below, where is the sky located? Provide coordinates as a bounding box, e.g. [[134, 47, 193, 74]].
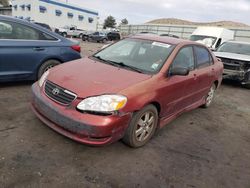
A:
[[66, 0, 250, 25]]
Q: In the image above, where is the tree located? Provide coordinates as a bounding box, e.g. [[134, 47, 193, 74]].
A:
[[0, 0, 9, 6], [121, 18, 128, 25], [103, 16, 116, 29]]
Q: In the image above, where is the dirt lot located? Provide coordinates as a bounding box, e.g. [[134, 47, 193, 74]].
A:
[[0, 41, 250, 188]]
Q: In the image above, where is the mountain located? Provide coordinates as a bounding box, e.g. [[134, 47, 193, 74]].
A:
[[147, 18, 249, 27]]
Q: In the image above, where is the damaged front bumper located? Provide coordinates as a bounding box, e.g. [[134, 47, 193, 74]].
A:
[[223, 68, 250, 84], [31, 83, 132, 146]]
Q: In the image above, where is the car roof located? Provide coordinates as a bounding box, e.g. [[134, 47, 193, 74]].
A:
[[224, 40, 250, 45], [130, 34, 195, 45]]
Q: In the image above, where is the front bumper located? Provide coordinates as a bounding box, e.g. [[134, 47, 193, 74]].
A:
[[223, 69, 250, 83], [223, 68, 245, 77], [31, 83, 132, 146]]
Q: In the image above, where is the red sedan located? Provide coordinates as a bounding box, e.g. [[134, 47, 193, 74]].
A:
[[31, 35, 223, 147]]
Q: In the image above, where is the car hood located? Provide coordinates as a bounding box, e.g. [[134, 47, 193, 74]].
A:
[[214, 52, 250, 62], [47, 57, 151, 98]]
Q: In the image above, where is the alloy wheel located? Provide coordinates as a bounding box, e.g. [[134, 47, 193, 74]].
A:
[[135, 111, 155, 142], [206, 85, 215, 106]]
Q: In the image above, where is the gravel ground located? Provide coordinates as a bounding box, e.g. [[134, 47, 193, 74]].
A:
[[0, 41, 250, 188]]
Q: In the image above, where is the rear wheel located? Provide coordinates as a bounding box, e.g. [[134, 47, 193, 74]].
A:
[[202, 84, 216, 108], [79, 34, 83, 39], [122, 105, 158, 148], [37, 60, 60, 79]]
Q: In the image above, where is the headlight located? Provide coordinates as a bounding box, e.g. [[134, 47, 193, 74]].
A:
[[77, 95, 127, 113], [38, 70, 49, 87]]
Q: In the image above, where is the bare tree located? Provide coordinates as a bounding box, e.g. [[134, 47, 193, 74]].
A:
[[0, 0, 9, 6]]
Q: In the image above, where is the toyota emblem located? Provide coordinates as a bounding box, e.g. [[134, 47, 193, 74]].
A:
[[52, 88, 60, 95]]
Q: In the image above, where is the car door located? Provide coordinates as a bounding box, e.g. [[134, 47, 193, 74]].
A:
[[67, 27, 75, 36], [0, 19, 57, 81], [160, 46, 198, 117], [193, 46, 214, 101]]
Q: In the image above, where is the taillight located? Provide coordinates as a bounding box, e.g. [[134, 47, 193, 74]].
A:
[[71, 45, 81, 53]]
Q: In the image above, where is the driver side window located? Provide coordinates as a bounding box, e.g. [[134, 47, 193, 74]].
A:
[[172, 46, 195, 70]]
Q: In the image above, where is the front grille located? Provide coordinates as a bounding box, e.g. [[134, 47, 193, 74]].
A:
[[44, 81, 77, 105], [220, 58, 242, 71]]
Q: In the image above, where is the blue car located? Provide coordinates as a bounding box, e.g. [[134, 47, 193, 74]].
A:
[[0, 15, 81, 82]]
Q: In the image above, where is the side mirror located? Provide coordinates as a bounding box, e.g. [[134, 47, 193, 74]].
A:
[[170, 67, 189, 76]]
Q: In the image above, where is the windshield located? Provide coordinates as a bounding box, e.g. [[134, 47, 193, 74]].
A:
[[217, 42, 250, 55], [93, 39, 175, 74], [190, 35, 217, 46]]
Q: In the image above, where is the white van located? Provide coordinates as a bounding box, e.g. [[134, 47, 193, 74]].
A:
[[190, 27, 234, 50]]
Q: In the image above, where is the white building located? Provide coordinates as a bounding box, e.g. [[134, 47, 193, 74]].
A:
[[11, 0, 98, 30]]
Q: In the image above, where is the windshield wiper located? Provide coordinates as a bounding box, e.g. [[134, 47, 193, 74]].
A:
[[93, 56, 143, 73], [114, 62, 144, 73]]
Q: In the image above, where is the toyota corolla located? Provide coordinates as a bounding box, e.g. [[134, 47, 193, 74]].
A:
[[31, 35, 223, 147]]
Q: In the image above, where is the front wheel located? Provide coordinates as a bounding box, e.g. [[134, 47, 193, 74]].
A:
[[62, 32, 67, 38], [243, 83, 250, 89], [122, 105, 158, 148], [102, 38, 107, 43], [37, 60, 60, 79], [202, 84, 216, 108]]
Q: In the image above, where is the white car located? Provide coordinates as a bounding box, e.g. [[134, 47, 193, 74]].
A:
[[58, 26, 85, 38], [214, 41, 250, 88]]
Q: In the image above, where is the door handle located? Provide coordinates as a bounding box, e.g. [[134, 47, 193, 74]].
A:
[[33, 47, 45, 51]]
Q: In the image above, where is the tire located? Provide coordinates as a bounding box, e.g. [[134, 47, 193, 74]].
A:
[[202, 84, 216, 108], [62, 32, 67, 38], [243, 83, 250, 89], [102, 38, 107, 43], [79, 34, 83, 39], [82, 35, 87, 41], [37, 60, 60, 80], [122, 105, 158, 148]]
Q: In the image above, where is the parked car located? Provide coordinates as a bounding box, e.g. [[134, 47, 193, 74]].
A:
[[31, 35, 223, 147], [58, 26, 85, 38], [0, 15, 81, 82], [107, 31, 121, 41], [214, 41, 250, 88], [88, 32, 108, 43], [160, 33, 179, 38], [34, 22, 52, 31], [81, 31, 94, 41]]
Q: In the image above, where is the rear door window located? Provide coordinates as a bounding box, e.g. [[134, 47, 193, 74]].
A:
[[0, 20, 57, 41], [194, 46, 213, 68], [0, 21, 13, 39]]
